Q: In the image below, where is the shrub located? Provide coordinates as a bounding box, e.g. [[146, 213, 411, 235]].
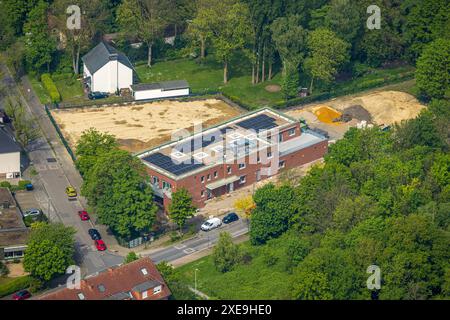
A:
[[41, 73, 61, 103], [18, 180, 31, 190], [0, 276, 32, 298], [0, 181, 11, 189], [262, 249, 278, 267], [0, 261, 9, 277]]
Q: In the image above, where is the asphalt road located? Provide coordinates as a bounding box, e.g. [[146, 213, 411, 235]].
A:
[[0, 63, 123, 276], [149, 219, 248, 264]]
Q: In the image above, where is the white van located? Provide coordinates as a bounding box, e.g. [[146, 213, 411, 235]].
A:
[[201, 217, 222, 231]]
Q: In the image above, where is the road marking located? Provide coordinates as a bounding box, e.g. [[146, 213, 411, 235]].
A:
[[183, 248, 196, 254], [174, 244, 186, 250]]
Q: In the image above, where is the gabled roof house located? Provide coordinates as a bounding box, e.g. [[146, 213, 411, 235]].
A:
[[82, 41, 135, 94]]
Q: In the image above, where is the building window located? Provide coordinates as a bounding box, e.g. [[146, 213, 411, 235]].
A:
[[142, 291, 148, 299], [207, 174, 211, 181], [238, 163, 246, 170], [201, 176, 205, 183], [153, 286, 162, 295], [201, 190, 205, 197], [214, 171, 218, 178], [267, 151, 273, 159], [239, 175, 246, 184], [288, 128, 296, 136], [227, 166, 232, 174], [162, 181, 171, 190], [257, 156, 261, 164], [141, 268, 148, 275], [152, 176, 159, 184], [279, 133, 283, 142], [279, 161, 286, 168]]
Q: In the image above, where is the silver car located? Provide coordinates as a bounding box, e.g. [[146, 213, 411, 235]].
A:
[[23, 208, 42, 217]]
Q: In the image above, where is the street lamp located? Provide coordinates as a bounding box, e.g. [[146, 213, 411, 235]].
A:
[[194, 268, 199, 293]]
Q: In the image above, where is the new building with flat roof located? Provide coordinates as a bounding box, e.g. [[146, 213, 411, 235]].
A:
[[136, 108, 328, 211]]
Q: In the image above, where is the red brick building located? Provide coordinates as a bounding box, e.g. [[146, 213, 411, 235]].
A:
[[136, 108, 328, 211], [38, 257, 171, 300]]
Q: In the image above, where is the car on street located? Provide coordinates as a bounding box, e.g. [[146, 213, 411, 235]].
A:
[[78, 210, 90, 221], [23, 208, 42, 218], [201, 217, 222, 231], [12, 290, 31, 300], [88, 228, 101, 240], [95, 239, 107, 251], [88, 91, 109, 100], [65, 186, 77, 198], [222, 212, 239, 224]]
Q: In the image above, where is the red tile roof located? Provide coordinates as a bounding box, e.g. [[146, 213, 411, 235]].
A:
[[38, 257, 171, 300]]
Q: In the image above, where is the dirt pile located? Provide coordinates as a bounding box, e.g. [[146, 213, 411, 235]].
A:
[[313, 106, 342, 124]]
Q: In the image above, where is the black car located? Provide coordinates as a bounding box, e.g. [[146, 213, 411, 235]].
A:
[[88, 229, 101, 240], [222, 212, 239, 224], [88, 91, 108, 100]]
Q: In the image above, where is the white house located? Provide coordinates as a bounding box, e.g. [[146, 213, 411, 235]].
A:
[[82, 42, 135, 94], [131, 80, 190, 101], [0, 130, 21, 180]]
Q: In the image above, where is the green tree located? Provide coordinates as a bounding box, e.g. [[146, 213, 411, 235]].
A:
[[23, 0, 56, 73], [207, 0, 253, 83], [291, 270, 332, 300], [212, 232, 241, 273], [250, 183, 296, 244], [168, 188, 196, 232], [124, 252, 140, 264], [187, 0, 215, 60], [23, 222, 76, 282], [82, 148, 157, 238], [116, 0, 169, 67], [415, 38, 450, 100], [304, 28, 349, 94], [75, 128, 118, 176], [324, 0, 361, 44], [4, 98, 40, 148]]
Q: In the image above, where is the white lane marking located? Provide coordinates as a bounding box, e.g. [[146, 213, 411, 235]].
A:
[[183, 248, 196, 254], [174, 244, 186, 250]]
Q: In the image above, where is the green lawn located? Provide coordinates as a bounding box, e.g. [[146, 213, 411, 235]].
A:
[[29, 76, 51, 104], [53, 76, 84, 102], [173, 238, 296, 300]]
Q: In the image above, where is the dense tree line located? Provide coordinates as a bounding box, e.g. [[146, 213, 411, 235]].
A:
[[249, 98, 450, 299], [1, 0, 448, 97]]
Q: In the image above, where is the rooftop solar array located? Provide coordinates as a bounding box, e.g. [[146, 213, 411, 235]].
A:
[[174, 126, 233, 153], [235, 114, 278, 132], [142, 152, 205, 176]]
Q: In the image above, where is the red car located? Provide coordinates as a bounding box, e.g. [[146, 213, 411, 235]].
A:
[[12, 290, 31, 300], [95, 239, 107, 251], [78, 210, 90, 221]]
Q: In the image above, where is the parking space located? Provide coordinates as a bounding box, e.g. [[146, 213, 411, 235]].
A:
[[14, 190, 42, 214]]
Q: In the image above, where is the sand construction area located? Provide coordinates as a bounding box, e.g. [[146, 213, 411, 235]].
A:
[[51, 99, 241, 153]]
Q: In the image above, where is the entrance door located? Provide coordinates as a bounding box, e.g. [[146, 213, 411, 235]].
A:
[[256, 170, 261, 182], [227, 182, 234, 193]]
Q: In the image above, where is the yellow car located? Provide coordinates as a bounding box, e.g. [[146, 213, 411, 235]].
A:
[[65, 186, 77, 198]]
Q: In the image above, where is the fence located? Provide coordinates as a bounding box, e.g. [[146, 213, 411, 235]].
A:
[[44, 104, 76, 162]]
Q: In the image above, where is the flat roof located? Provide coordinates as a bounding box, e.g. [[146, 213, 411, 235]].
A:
[[0, 188, 28, 248], [137, 108, 302, 179], [131, 80, 189, 92]]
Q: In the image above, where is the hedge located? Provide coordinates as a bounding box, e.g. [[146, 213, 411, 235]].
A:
[[0, 276, 32, 298], [41, 73, 61, 103]]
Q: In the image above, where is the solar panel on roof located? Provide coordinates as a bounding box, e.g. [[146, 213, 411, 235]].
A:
[[236, 114, 278, 131], [173, 126, 233, 153], [143, 152, 205, 176]]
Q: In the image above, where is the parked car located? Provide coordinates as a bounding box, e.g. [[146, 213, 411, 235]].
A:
[[65, 186, 77, 198], [78, 210, 90, 221], [88, 229, 101, 240], [201, 217, 222, 231], [222, 212, 239, 224], [88, 91, 109, 100], [95, 239, 107, 251], [12, 290, 31, 300], [23, 208, 42, 218]]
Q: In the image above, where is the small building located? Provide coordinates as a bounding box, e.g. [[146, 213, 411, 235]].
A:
[[131, 80, 190, 101], [0, 188, 28, 261], [38, 257, 171, 300], [136, 107, 328, 211], [82, 41, 135, 94], [0, 129, 21, 180]]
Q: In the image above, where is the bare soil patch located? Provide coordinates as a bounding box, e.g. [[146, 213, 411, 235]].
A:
[[51, 99, 241, 153], [265, 84, 281, 93]]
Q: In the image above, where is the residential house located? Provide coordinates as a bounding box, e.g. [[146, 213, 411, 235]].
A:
[[38, 257, 171, 300], [0, 129, 21, 180]]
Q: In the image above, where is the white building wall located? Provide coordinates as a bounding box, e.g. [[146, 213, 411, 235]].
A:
[[90, 61, 133, 94], [134, 88, 190, 101], [0, 152, 21, 177]]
